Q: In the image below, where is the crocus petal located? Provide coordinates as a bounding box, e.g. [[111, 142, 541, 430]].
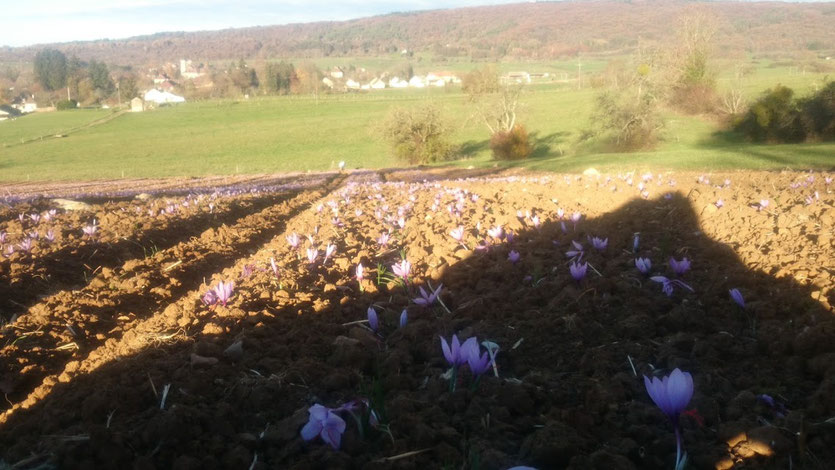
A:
[[300, 420, 323, 441], [440, 336, 454, 364]]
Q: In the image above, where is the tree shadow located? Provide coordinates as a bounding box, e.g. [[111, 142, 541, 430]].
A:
[[0, 183, 833, 469]]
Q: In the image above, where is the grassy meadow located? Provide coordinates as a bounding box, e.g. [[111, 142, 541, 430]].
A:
[[1, 61, 833, 182]]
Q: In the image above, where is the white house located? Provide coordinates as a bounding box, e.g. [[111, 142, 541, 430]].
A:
[[346, 79, 361, 90], [330, 67, 344, 79], [369, 78, 386, 90], [322, 77, 335, 89], [143, 89, 186, 104], [408, 76, 426, 88], [388, 77, 408, 88], [0, 109, 9, 121], [12, 102, 37, 113]]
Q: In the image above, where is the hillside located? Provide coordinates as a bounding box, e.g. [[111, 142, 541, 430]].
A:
[[1, 1, 833, 66]]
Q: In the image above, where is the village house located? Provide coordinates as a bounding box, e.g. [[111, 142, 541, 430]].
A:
[[143, 89, 186, 105], [345, 79, 361, 90], [369, 77, 386, 90], [388, 77, 408, 88], [506, 71, 532, 84], [180, 59, 204, 79], [322, 77, 335, 89], [0, 108, 9, 121], [329, 67, 344, 79], [408, 76, 426, 88]]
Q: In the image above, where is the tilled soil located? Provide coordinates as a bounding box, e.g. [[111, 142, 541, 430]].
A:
[[0, 168, 833, 470]]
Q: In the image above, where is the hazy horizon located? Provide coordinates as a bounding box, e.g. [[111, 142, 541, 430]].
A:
[[3, 0, 832, 48]]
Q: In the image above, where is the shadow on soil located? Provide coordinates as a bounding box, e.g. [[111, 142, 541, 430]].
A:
[[458, 131, 572, 162], [1, 191, 833, 469]]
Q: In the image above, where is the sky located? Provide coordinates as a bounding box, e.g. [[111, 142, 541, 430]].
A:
[[0, 0, 528, 47]]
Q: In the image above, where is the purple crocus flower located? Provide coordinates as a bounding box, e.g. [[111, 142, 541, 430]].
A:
[[2, 245, 14, 257], [715, 199, 724, 209], [0, 231, 6, 244], [569, 261, 588, 281], [29, 214, 40, 225], [650, 276, 694, 297], [635, 257, 652, 275], [440, 334, 467, 367], [530, 215, 541, 229], [211, 280, 235, 306], [391, 259, 411, 280], [759, 199, 769, 210], [356, 262, 364, 282], [565, 240, 584, 259], [286, 232, 300, 249], [450, 226, 465, 242], [300, 404, 347, 450], [560, 221, 568, 233], [17, 238, 33, 253], [669, 257, 691, 276], [18, 213, 25, 224], [571, 212, 582, 223], [306, 247, 318, 264], [324, 243, 336, 263], [644, 368, 694, 470], [270, 257, 279, 278], [462, 337, 493, 378], [633, 233, 640, 252], [377, 232, 390, 247], [729, 288, 745, 308], [399, 309, 408, 328], [488, 225, 504, 240], [45, 230, 55, 243], [414, 284, 442, 307], [508, 250, 521, 264], [367, 307, 379, 332], [82, 220, 98, 238], [202, 290, 218, 306], [589, 236, 608, 251]]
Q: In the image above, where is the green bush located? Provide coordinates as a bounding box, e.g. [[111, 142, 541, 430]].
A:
[[733, 83, 835, 143], [379, 104, 453, 164], [489, 125, 532, 160], [56, 99, 78, 111]]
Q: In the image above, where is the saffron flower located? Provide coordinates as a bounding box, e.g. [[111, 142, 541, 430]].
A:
[[633, 233, 640, 252], [508, 250, 521, 264], [45, 230, 55, 243], [569, 261, 588, 281], [644, 368, 694, 470], [324, 243, 336, 263], [377, 232, 390, 247], [589, 236, 608, 251], [367, 306, 379, 332], [565, 240, 584, 259], [450, 226, 465, 242], [270, 257, 279, 278], [82, 220, 98, 238], [758, 199, 769, 210], [462, 337, 493, 378], [306, 247, 318, 264], [414, 284, 442, 307], [669, 257, 691, 276], [729, 288, 745, 308], [211, 280, 235, 306], [356, 262, 364, 282], [391, 259, 411, 280], [17, 238, 33, 253], [29, 214, 40, 225], [0, 231, 5, 243], [300, 404, 347, 450], [440, 334, 467, 367], [399, 309, 408, 328], [635, 257, 652, 275], [488, 225, 504, 240], [715, 199, 724, 209], [650, 276, 694, 297], [286, 232, 300, 249]]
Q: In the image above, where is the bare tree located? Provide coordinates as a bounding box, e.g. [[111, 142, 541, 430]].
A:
[[479, 84, 523, 135]]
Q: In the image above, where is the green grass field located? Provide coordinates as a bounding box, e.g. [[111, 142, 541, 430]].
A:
[[1, 63, 832, 182]]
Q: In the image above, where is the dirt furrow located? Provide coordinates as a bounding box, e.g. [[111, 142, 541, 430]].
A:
[[0, 191, 293, 316], [0, 175, 344, 413]]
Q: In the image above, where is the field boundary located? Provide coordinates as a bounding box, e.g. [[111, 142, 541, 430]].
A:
[[3, 109, 127, 148]]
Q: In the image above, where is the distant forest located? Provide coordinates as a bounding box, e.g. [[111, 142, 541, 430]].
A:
[[1, 1, 833, 66]]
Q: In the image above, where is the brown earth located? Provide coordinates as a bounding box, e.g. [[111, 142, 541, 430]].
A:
[[0, 168, 833, 470]]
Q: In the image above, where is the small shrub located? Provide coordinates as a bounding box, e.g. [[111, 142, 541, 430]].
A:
[[56, 99, 77, 110], [591, 90, 662, 151], [670, 84, 719, 115], [799, 81, 835, 140], [379, 104, 454, 164], [734, 85, 805, 143], [489, 125, 532, 160]]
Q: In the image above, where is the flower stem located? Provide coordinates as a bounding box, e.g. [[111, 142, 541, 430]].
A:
[[449, 367, 458, 393], [674, 426, 683, 470]]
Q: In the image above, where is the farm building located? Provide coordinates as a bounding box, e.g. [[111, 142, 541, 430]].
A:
[[143, 89, 185, 105], [0, 109, 8, 121], [130, 97, 144, 112]]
